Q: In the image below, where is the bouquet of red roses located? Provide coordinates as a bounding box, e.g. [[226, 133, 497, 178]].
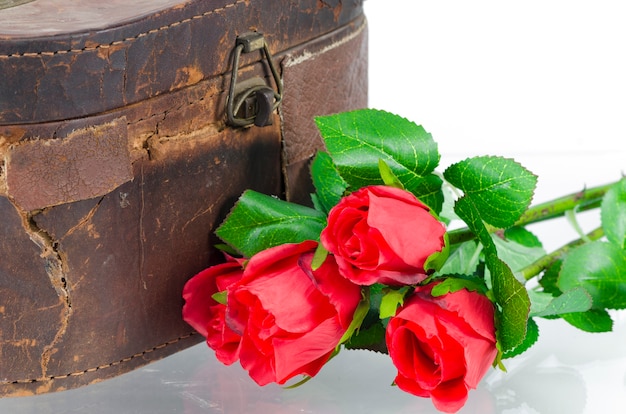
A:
[[182, 109, 626, 413]]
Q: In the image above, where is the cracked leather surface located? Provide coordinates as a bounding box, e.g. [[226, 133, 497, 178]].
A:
[[0, 0, 367, 396], [6, 118, 133, 211]]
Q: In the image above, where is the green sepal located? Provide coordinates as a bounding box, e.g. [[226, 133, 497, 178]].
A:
[[338, 288, 370, 345], [211, 291, 227, 306], [430, 274, 488, 297], [378, 158, 405, 189], [310, 243, 329, 271], [379, 286, 411, 319]]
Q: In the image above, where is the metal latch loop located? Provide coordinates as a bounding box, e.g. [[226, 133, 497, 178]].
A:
[[226, 32, 283, 127]]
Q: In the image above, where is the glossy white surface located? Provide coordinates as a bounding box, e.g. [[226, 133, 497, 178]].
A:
[[2, 1, 625, 413], [2, 312, 626, 413]]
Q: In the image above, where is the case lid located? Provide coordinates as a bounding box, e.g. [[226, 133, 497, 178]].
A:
[[0, 0, 184, 37], [0, 0, 362, 125]]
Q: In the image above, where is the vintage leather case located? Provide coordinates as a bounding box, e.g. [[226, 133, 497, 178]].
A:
[[0, 0, 367, 396]]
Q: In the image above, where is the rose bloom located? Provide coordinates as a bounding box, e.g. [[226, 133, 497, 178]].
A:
[[386, 283, 497, 413], [182, 255, 244, 365], [226, 240, 361, 386], [320, 185, 447, 286]]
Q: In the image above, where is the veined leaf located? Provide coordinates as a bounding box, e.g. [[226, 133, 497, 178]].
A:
[[310, 151, 347, 215], [315, 109, 443, 212], [557, 241, 626, 310], [601, 178, 626, 249], [502, 317, 539, 359], [216, 190, 326, 257], [436, 240, 482, 276], [539, 260, 563, 296], [444, 156, 537, 228], [430, 275, 488, 296], [528, 288, 592, 317], [489, 257, 531, 352], [454, 197, 530, 352], [491, 232, 546, 274], [561, 309, 614, 333], [344, 322, 387, 352]]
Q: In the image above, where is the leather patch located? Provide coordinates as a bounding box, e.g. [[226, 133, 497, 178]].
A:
[[6, 117, 132, 211]]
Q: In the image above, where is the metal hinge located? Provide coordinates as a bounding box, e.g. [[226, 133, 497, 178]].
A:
[[226, 32, 283, 127]]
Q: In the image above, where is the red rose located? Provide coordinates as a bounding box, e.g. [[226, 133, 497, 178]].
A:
[[226, 240, 362, 386], [182, 255, 244, 365], [320, 185, 447, 286], [386, 284, 497, 413]]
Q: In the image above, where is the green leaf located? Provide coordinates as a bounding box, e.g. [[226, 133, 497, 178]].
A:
[[539, 260, 563, 296], [528, 287, 592, 317], [490, 257, 531, 352], [344, 321, 387, 352], [491, 231, 546, 274], [216, 190, 326, 257], [557, 241, 626, 310], [561, 308, 614, 333], [504, 226, 543, 248], [310, 151, 348, 214], [443, 156, 537, 228], [601, 178, 626, 249], [439, 184, 461, 225], [315, 109, 443, 212], [430, 275, 488, 296], [436, 240, 482, 276], [379, 286, 410, 319], [453, 197, 531, 352], [502, 317, 539, 359]]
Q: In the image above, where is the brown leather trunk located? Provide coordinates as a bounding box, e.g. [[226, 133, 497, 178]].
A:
[[0, 0, 367, 396]]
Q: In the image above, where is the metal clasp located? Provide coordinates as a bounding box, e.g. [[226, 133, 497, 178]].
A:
[[226, 32, 283, 127]]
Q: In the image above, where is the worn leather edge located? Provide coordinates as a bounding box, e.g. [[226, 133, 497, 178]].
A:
[[280, 15, 369, 204], [0, 333, 201, 398], [0, 0, 364, 124]]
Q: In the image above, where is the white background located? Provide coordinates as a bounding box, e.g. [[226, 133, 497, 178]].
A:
[[1, 1, 625, 413]]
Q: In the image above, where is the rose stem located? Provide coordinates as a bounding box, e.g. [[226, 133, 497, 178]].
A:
[[519, 226, 604, 281], [447, 181, 615, 245]]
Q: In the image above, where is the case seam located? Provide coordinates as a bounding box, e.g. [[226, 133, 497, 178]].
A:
[[0, 0, 246, 58], [0, 332, 197, 385]]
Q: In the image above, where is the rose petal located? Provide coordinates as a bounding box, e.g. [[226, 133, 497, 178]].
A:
[[367, 189, 445, 269], [272, 317, 343, 383], [435, 287, 497, 343], [305, 253, 362, 329], [430, 378, 469, 413], [182, 260, 242, 337], [237, 333, 276, 386]]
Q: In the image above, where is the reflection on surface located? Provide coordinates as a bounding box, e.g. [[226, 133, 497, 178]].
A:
[[0, 313, 624, 413]]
